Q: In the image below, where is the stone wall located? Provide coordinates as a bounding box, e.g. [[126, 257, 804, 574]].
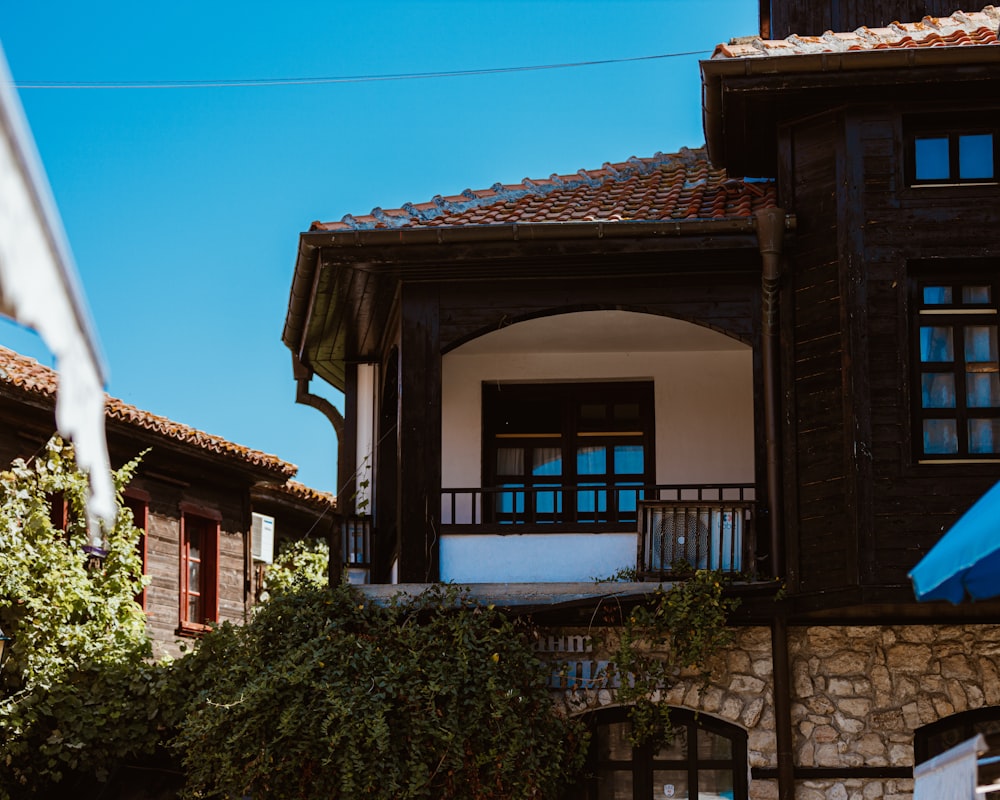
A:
[[541, 623, 1000, 800]]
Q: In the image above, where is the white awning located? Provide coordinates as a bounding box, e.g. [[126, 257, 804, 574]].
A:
[[0, 40, 114, 541]]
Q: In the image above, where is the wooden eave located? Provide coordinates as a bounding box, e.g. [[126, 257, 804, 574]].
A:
[[702, 45, 1000, 176], [284, 219, 765, 391]]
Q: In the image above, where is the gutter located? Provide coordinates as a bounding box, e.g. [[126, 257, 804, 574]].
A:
[[282, 215, 771, 367], [701, 44, 1000, 168]]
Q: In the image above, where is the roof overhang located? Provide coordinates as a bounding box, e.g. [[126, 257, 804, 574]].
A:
[[283, 217, 767, 391], [701, 44, 1000, 176]]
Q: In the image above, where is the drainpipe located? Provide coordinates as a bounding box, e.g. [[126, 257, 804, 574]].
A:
[[755, 207, 794, 800], [294, 368, 345, 586], [755, 207, 786, 580]]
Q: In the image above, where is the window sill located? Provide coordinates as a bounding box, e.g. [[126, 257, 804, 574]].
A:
[[176, 621, 214, 638]]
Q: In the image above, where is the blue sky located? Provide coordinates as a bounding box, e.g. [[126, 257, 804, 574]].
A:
[[0, 1, 759, 494]]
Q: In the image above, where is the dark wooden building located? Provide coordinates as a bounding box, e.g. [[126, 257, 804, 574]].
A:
[[0, 345, 334, 657], [284, 5, 1000, 800]]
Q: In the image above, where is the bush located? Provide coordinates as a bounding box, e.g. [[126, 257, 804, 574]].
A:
[[174, 582, 587, 799]]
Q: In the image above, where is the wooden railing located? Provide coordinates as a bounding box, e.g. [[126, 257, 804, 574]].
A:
[[637, 493, 755, 578], [340, 514, 372, 583], [440, 483, 755, 542]]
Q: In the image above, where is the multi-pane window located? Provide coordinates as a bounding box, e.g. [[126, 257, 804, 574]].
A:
[[914, 275, 1000, 460], [908, 115, 998, 186], [180, 512, 218, 632], [483, 382, 654, 527], [577, 707, 748, 800]]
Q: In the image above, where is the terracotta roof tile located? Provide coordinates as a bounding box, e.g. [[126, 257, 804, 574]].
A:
[[0, 346, 297, 479], [310, 147, 776, 232], [258, 479, 337, 509], [713, 6, 1000, 58]]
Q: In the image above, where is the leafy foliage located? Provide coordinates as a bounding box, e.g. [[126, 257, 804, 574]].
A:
[[0, 438, 173, 798], [174, 582, 587, 799], [262, 537, 330, 597], [609, 569, 739, 746]]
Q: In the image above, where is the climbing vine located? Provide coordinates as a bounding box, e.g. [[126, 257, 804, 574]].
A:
[[606, 568, 740, 746], [0, 437, 173, 798]]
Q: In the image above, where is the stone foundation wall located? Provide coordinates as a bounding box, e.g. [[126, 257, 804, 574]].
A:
[[542, 622, 1000, 800]]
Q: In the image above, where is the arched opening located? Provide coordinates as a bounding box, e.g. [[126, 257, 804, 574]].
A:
[[573, 706, 749, 800], [439, 309, 755, 583], [915, 707, 1000, 797]]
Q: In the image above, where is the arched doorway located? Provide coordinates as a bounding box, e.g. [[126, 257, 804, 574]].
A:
[[575, 706, 749, 800]]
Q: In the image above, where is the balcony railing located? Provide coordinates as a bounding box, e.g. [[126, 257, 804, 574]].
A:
[[637, 495, 755, 579], [340, 514, 372, 584], [440, 482, 755, 545]]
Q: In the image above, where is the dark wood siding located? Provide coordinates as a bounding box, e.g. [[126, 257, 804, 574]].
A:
[[781, 111, 855, 594], [853, 105, 1000, 586], [765, 1, 965, 39]]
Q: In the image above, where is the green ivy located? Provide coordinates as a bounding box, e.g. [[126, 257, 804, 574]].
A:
[[262, 537, 330, 598], [173, 582, 588, 799], [608, 569, 739, 746], [0, 437, 177, 798]]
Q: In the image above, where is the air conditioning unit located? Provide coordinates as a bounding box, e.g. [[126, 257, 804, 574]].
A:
[[251, 513, 274, 564]]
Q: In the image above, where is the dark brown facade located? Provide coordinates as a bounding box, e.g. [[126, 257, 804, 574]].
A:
[[759, 0, 965, 38], [0, 347, 331, 656]]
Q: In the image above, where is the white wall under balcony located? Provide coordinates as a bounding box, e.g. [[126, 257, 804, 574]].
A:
[[439, 310, 753, 583], [440, 532, 637, 583]]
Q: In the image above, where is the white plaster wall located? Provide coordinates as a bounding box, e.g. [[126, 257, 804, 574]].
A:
[[441, 350, 754, 488], [438, 312, 754, 583], [440, 532, 636, 582]]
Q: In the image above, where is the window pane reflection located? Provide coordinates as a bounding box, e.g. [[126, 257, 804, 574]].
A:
[[921, 327, 954, 362], [922, 374, 956, 408], [614, 445, 644, 474], [970, 420, 1000, 454], [532, 448, 562, 477], [578, 446, 607, 475], [963, 286, 992, 304], [598, 721, 632, 760], [700, 769, 736, 800], [924, 286, 952, 305], [968, 373, 1000, 408], [915, 137, 950, 180], [924, 419, 958, 454], [653, 771, 689, 800], [965, 326, 998, 363], [959, 134, 994, 180], [496, 448, 523, 476], [699, 729, 734, 760], [596, 771, 632, 800]]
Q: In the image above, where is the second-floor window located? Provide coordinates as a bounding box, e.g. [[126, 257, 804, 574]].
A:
[[180, 512, 219, 633], [482, 381, 654, 527], [907, 116, 998, 187], [914, 274, 1000, 461]]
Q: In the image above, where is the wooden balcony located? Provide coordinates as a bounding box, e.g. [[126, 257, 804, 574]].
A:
[[440, 483, 756, 578]]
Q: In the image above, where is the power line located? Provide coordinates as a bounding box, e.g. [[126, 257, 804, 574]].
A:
[[11, 50, 712, 90]]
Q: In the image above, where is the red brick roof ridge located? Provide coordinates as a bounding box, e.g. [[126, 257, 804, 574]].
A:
[[0, 345, 297, 479], [713, 5, 999, 58], [311, 147, 776, 232]]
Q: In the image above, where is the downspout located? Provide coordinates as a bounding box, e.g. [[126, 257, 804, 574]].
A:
[[295, 369, 345, 586], [755, 206, 793, 800], [755, 206, 786, 580]]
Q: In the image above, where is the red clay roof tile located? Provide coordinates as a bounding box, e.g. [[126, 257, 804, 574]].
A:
[[310, 147, 776, 232], [0, 346, 297, 479], [712, 6, 999, 58]]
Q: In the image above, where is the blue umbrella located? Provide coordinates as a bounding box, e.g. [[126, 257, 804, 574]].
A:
[[910, 481, 1000, 603]]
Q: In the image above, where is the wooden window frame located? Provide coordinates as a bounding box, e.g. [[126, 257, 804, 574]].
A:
[[575, 706, 748, 800], [123, 492, 149, 610], [911, 267, 1000, 463], [906, 115, 999, 188], [178, 510, 220, 636], [482, 381, 655, 529]]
